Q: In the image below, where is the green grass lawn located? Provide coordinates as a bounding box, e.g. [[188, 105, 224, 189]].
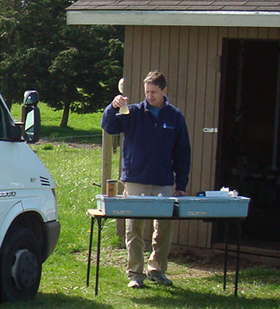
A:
[[2, 104, 280, 308]]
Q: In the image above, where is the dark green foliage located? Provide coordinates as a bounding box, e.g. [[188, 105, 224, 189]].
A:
[[0, 0, 124, 125]]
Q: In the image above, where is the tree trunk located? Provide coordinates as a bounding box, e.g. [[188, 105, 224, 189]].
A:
[[60, 101, 70, 127]]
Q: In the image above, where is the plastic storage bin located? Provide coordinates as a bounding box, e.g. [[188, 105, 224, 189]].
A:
[[96, 194, 176, 217], [174, 196, 250, 218]]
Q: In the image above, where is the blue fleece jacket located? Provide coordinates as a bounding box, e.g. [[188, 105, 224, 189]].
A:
[[101, 97, 191, 191]]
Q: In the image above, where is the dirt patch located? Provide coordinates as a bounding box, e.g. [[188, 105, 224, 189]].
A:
[[168, 252, 261, 278], [82, 248, 270, 280], [35, 139, 102, 149]]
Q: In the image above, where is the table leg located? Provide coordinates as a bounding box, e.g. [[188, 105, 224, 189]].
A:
[[86, 217, 95, 286], [234, 219, 241, 297], [223, 221, 229, 291], [95, 217, 103, 296]]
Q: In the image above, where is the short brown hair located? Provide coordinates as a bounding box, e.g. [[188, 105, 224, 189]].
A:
[[143, 70, 167, 90]]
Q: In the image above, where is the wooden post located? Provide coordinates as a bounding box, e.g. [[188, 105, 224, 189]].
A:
[[101, 130, 112, 194], [111, 133, 125, 247]]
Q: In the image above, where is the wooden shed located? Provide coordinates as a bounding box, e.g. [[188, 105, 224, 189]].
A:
[[67, 0, 280, 259]]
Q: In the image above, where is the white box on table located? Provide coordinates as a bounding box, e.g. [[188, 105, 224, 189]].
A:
[[96, 194, 176, 217], [205, 191, 229, 197], [174, 196, 250, 218]]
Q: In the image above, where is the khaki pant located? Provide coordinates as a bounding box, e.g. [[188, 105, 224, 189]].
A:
[[125, 182, 173, 281]]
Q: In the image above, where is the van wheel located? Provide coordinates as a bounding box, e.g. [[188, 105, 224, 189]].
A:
[[0, 227, 42, 302]]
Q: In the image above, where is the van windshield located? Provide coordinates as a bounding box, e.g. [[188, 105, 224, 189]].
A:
[[0, 92, 16, 140]]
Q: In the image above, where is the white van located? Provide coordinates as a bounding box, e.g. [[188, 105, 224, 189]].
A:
[[0, 91, 60, 302]]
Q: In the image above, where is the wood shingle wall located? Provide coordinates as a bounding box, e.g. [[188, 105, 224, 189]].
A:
[[119, 25, 280, 250]]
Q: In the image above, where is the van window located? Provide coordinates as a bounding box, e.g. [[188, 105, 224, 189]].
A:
[[0, 105, 8, 139]]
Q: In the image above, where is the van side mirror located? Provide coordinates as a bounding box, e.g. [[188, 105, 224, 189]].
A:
[[21, 90, 41, 143], [24, 90, 39, 105]]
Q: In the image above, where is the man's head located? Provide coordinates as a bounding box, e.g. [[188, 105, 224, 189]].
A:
[[143, 71, 167, 109], [143, 70, 167, 90]]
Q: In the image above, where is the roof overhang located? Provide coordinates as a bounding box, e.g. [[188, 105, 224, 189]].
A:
[[67, 10, 280, 28]]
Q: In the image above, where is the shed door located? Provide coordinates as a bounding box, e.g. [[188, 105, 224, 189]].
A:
[[216, 39, 280, 241]]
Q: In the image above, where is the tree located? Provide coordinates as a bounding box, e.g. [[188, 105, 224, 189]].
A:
[[46, 25, 124, 127], [0, 0, 124, 126]]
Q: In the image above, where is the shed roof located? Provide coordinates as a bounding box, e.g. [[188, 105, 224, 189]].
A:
[[67, 0, 280, 27]]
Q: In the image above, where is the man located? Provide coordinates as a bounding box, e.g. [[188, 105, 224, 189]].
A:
[[101, 70, 191, 289]]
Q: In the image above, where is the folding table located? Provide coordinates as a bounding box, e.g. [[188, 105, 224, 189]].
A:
[[86, 209, 245, 296]]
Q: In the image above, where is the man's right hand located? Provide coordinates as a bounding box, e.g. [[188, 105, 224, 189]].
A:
[[112, 95, 129, 109]]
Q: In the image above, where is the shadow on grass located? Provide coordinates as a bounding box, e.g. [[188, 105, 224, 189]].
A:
[[1, 296, 111, 309], [40, 125, 103, 145], [41, 125, 102, 137], [204, 267, 280, 286], [1, 292, 114, 309], [130, 284, 280, 308]]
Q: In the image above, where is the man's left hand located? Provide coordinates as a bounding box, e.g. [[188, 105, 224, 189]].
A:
[[174, 190, 186, 196]]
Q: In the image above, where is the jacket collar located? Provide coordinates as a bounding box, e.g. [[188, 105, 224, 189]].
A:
[[144, 95, 169, 111]]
